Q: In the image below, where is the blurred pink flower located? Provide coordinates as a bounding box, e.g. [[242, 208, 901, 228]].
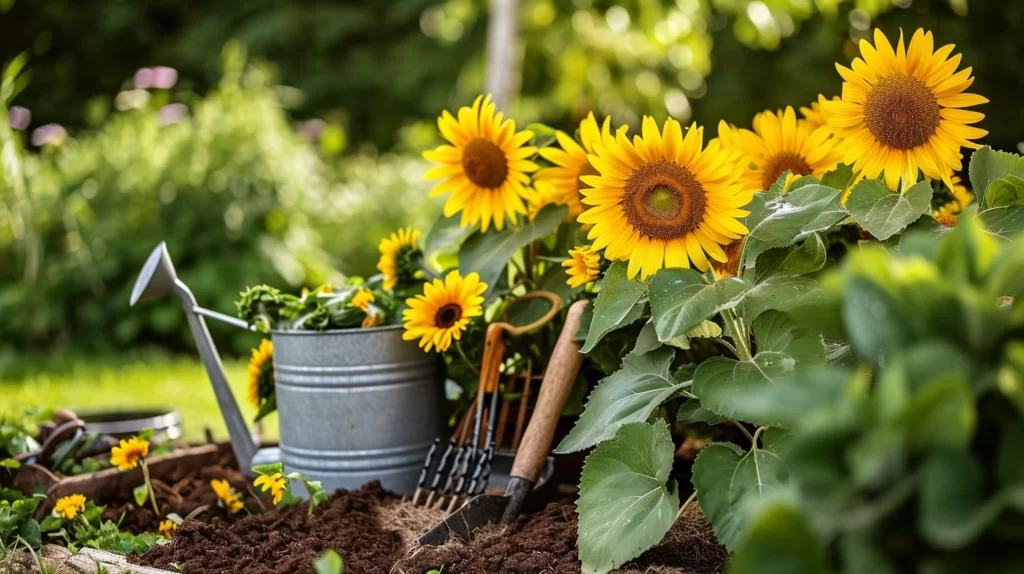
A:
[[8, 106, 30, 130], [151, 67, 178, 89], [299, 119, 326, 141], [31, 123, 67, 147], [134, 68, 155, 89], [159, 103, 188, 126]]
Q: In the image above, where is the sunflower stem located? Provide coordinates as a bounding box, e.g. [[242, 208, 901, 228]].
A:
[[721, 309, 752, 361], [455, 341, 479, 377], [142, 460, 161, 515], [674, 491, 697, 523]]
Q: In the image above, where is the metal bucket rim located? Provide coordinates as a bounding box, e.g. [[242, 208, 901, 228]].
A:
[[270, 324, 404, 336]]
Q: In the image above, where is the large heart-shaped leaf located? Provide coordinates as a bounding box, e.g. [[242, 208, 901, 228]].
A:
[[970, 146, 1024, 208], [691, 440, 788, 551], [846, 179, 932, 241], [459, 204, 567, 295], [557, 347, 682, 452], [742, 184, 847, 268], [979, 205, 1024, 239], [577, 421, 679, 574], [581, 261, 648, 353], [740, 275, 825, 324], [693, 311, 824, 427], [649, 268, 748, 342]]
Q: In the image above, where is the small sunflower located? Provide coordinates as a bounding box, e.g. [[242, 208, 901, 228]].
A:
[[110, 437, 149, 470], [933, 202, 960, 227], [402, 271, 486, 352], [54, 494, 87, 521], [563, 246, 601, 288], [377, 227, 422, 290], [211, 479, 244, 514], [424, 95, 538, 232], [949, 175, 974, 210], [247, 339, 275, 411], [536, 112, 624, 222], [823, 28, 988, 191], [158, 520, 177, 539], [254, 472, 289, 505], [579, 117, 752, 280], [717, 106, 842, 194]]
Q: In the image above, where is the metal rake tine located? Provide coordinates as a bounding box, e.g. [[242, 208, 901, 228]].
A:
[[467, 439, 495, 496], [411, 437, 441, 506], [422, 438, 456, 507]]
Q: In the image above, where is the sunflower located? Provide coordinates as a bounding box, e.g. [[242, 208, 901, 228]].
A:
[[717, 106, 842, 194], [799, 95, 841, 131], [159, 520, 178, 539], [579, 117, 752, 280], [348, 288, 375, 312], [402, 271, 486, 352], [949, 175, 974, 210], [563, 246, 601, 288], [933, 202, 960, 227], [54, 494, 87, 521], [424, 95, 538, 232], [823, 28, 987, 191], [110, 437, 149, 470], [211, 479, 244, 514], [247, 339, 275, 410], [535, 112, 624, 222], [377, 227, 422, 290], [254, 472, 288, 505]]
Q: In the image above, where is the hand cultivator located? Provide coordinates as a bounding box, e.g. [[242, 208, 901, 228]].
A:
[[416, 299, 589, 544], [410, 291, 563, 514]]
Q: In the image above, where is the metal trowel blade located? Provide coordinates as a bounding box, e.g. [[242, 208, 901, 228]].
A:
[[416, 494, 510, 546]]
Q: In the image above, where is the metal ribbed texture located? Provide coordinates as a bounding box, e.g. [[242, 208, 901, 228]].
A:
[[272, 325, 444, 494]]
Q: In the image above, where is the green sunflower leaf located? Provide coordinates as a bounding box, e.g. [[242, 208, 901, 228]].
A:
[[754, 233, 827, 282], [691, 440, 789, 552], [424, 214, 474, 259], [985, 175, 1024, 208], [742, 184, 847, 269], [577, 421, 679, 574], [692, 311, 825, 427], [313, 549, 344, 574], [580, 261, 648, 353], [729, 502, 830, 574], [556, 347, 682, 453], [978, 205, 1024, 239], [459, 204, 568, 296], [969, 146, 1024, 208], [846, 179, 932, 241], [649, 268, 748, 343], [739, 275, 826, 324]]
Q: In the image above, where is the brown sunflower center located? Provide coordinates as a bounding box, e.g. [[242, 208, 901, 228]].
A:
[[863, 72, 941, 150], [462, 138, 508, 188], [434, 303, 463, 329], [762, 152, 813, 191], [622, 160, 706, 240]]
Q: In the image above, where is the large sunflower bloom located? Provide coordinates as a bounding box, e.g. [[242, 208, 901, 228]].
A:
[[377, 227, 422, 290], [580, 117, 752, 280], [823, 28, 987, 191], [424, 95, 538, 232], [402, 271, 486, 352], [247, 339, 274, 410], [535, 112, 623, 222], [717, 106, 842, 193]]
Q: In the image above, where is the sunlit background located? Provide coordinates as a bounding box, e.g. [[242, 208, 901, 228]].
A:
[[1, 0, 1020, 437]]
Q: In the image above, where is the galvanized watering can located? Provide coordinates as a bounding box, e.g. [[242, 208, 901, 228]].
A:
[[129, 242, 445, 494]]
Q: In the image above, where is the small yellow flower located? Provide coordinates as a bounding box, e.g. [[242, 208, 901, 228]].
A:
[[54, 494, 87, 521], [348, 288, 375, 313], [320, 284, 334, 294], [158, 520, 177, 539], [210, 479, 244, 515], [247, 339, 274, 410], [402, 271, 487, 353], [110, 437, 150, 470], [362, 312, 380, 329], [563, 246, 601, 288], [254, 473, 288, 505]]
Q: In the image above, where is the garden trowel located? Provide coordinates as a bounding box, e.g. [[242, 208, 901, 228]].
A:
[[416, 299, 588, 546]]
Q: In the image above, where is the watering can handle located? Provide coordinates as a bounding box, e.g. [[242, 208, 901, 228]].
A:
[[509, 299, 588, 483]]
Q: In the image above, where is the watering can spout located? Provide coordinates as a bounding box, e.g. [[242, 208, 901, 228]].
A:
[[131, 242, 260, 473]]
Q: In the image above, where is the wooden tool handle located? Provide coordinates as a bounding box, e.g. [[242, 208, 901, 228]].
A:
[[510, 299, 589, 483]]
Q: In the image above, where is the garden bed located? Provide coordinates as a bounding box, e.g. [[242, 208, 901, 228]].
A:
[[129, 481, 725, 574]]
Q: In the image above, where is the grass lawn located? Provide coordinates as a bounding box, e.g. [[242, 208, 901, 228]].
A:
[[0, 356, 278, 443]]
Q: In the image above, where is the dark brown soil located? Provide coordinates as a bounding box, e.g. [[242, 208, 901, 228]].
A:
[[395, 502, 726, 574], [130, 482, 406, 574], [101, 451, 265, 534]]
